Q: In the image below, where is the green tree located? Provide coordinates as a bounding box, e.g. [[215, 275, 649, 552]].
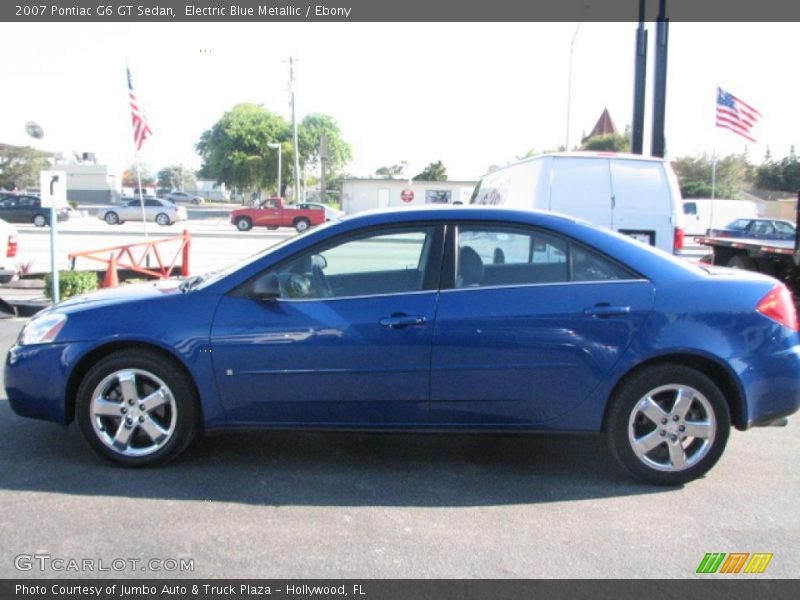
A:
[[0, 145, 50, 190], [298, 113, 352, 175], [672, 154, 750, 199], [157, 164, 197, 191], [375, 162, 408, 179], [580, 133, 630, 152], [413, 160, 448, 181], [122, 163, 156, 187], [196, 103, 292, 195]]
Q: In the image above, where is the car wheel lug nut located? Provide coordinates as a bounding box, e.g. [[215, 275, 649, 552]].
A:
[[661, 418, 667, 425], [660, 430, 666, 436], [670, 434, 677, 441], [128, 399, 134, 405], [679, 425, 685, 432], [673, 415, 679, 421], [121, 407, 127, 414], [139, 416, 145, 423]]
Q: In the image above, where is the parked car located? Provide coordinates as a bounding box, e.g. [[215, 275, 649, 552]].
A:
[[707, 218, 796, 241], [6, 207, 800, 484], [681, 199, 758, 237], [167, 191, 203, 205], [102, 197, 187, 226], [0, 218, 19, 284], [298, 202, 345, 221], [230, 197, 326, 232], [0, 193, 69, 227]]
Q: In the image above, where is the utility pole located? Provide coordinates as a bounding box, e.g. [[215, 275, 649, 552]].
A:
[[631, 0, 648, 155], [288, 57, 300, 204], [319, 133, 328, 205], [651, 0, 669, 158]]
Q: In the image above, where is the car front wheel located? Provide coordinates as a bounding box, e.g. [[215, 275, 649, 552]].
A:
[[606, 364, 730, 485], [235, 217, 252, 231], [104, 212, 120, 225], [76, 350, 199, 466], [33, 214, 47, 227]]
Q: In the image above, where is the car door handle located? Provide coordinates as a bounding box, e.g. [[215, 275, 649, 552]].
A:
[[584, 305, 631, 318], [380, 315, 427, 329]]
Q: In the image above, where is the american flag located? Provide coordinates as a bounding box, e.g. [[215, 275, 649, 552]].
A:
[[127, 66, 152, 151], [716, 86, 761, 143]]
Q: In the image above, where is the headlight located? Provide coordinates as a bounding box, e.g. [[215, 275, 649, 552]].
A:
[[18, 313, 67, 346]]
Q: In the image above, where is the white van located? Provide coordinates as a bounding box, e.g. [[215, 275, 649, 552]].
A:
[[471, 152, 684, 253], [681, 198, 758, 237]]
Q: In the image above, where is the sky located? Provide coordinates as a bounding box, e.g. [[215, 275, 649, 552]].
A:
[[0, 21, 796, 182]]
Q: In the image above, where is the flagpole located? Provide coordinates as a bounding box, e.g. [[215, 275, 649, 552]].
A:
[[134, 154, 149, 241]]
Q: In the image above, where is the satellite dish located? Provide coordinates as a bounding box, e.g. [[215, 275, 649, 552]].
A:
[[25, 121, 44, 140]]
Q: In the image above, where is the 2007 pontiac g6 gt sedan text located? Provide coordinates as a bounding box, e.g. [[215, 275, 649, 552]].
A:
[[6, 207, 800, 484]]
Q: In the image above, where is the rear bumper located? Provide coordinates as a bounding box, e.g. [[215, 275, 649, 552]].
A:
[[741, 344, 800, 429]]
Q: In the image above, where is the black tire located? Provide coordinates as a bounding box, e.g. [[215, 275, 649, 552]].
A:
[[75, 350, 199, 467], [606, 364, 730, 485], [726, 255, 756, 271], [104, 212, 120, 225], [235, 217, 252, 231], [32, 214, 47, 227], [294, 218, 310, 233], [155, 213, 171, 226]]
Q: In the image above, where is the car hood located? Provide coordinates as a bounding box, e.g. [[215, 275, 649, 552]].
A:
[[54, 279, 184, 312]]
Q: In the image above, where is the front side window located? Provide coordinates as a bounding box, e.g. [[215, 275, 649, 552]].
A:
[[456, 225, 634, 289], [269, 226, 436, 299]]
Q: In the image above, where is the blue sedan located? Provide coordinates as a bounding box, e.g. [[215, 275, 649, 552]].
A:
[[6, 207, 800, 484]]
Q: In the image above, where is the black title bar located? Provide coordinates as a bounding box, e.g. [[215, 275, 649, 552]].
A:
[[4, 0, 800, 22]]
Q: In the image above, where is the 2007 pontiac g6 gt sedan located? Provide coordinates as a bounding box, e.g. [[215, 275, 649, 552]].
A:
[[6, 207, 800, 484]]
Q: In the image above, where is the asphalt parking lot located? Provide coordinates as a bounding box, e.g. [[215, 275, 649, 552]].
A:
[[0, 316, 798, 579]]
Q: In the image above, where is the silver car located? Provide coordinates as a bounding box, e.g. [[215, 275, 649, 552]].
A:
[[102, 197, 188, 226], [167, 191, 203, 205]]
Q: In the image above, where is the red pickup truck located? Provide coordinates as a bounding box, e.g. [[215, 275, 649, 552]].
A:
[[230, 197, 326, 233]]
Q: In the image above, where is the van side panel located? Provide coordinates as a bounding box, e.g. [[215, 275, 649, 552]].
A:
[[610, 159, 676, 253], [549, 158, 613, 228], [473, 158, 546, 208]]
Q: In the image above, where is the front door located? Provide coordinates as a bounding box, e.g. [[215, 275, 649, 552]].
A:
[[211, 224, 443, 426]]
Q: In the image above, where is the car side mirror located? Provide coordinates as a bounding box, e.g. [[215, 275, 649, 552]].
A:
[[251, 273, 281, 301]]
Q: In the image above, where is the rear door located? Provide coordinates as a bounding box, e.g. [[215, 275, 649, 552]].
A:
[[610, 159, 674, 251], [430, 223, 655, 426]]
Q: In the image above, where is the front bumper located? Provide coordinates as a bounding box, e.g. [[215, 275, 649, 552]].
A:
[[5, 341, 92, 425]]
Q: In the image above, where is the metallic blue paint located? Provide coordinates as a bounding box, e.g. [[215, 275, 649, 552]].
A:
[[5, 207, 800, 436]]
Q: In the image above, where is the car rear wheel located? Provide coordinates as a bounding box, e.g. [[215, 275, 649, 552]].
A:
[[727, 255, 756, 271], [155, 213, 171, 226], [606, 365, 730, 485], [294, 218, 310, 233], [76, 350, 199, 467], [235, 217, 252, 231], [32, 214, 47, 227], [104, 212, 120, 225]]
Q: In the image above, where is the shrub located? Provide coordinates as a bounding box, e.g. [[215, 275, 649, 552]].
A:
[[43, 270, 98, 301]]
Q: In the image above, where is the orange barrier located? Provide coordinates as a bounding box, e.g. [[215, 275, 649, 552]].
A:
[[69, 230, 191, 287]]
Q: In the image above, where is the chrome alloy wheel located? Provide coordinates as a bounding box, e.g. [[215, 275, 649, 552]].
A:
[[89, 369, 177, 457], [627, 384, 717, 472]]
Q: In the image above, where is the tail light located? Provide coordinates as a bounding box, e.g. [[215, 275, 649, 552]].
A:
[[6, 234, 17, 258], [757, 284, 799, 331], [673, 226, 684, 251]]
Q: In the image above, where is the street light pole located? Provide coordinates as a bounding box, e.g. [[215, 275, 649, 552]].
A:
[[268, 142, 282, 198], [288, 56, 300, 204], [564, 6, 589, 151]]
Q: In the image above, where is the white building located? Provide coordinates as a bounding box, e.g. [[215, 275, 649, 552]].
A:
[[341, 178, 477, 215], [54, 162, 122, 204]]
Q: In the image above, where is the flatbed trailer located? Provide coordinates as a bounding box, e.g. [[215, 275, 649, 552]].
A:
[[696, 191, 800, 292]]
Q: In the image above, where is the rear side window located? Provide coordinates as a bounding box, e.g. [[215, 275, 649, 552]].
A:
[[456, 225, 635, 289]]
